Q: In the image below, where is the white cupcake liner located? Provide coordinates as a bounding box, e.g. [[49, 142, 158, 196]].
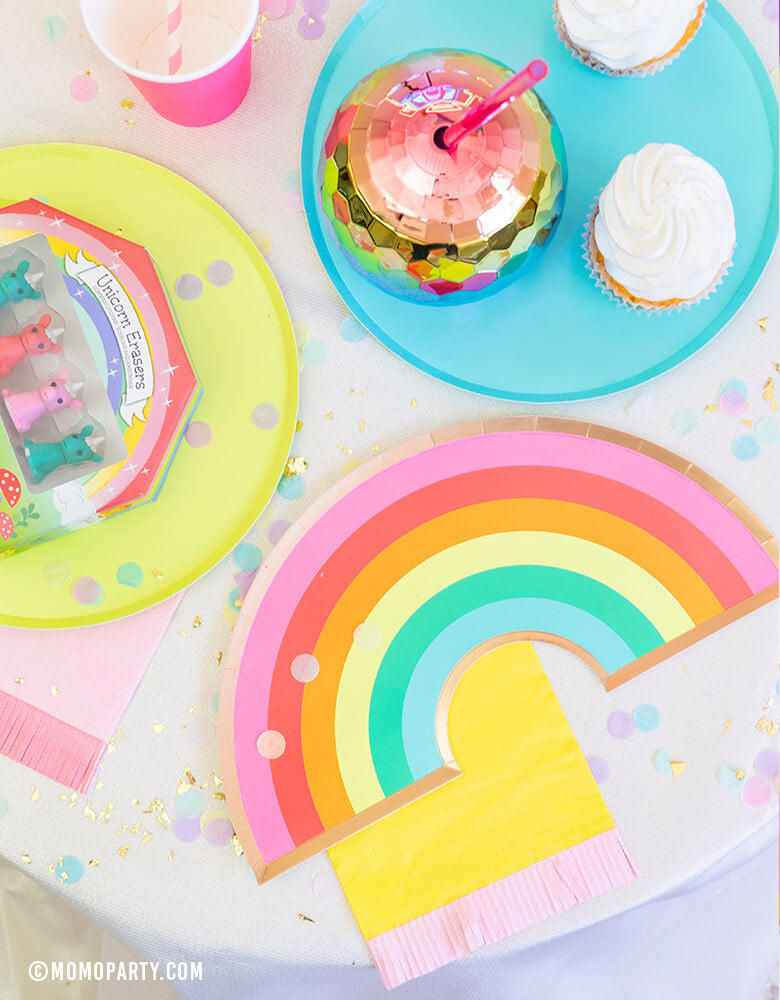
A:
[[582, 196, 734, 315], [552, 0, 707, 79]]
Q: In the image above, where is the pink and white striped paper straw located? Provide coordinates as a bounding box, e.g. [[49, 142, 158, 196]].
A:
[[167, 0, 183, 74]]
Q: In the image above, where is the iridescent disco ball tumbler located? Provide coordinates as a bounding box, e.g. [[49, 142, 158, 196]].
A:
[[319, 49, 567, 304]]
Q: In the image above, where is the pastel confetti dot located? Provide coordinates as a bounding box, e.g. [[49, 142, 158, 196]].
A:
[[70, 75, 97, 102], [201, 681, 220, 710], [302, 0, 329, 13], [586, 755, 610, 783], [54, 855, 84, 885], [234, 543, 262, 572], [741, 776, 772, 809], [116, 562, 144, 588], [654, 748, 673, 777], [71, 576, 104, 606], [0, 797, 6, 820], [717, 763, 744, 792], [754, 748, 780, 779], [249, 231, 273, 255], [283, 191, 304, 212], [259, 0, 295, 16], [187, 716, 215, 747], [267, 519, 290, 545], [312, 872, 342, 899], [340, 316, 368, 343], [626, 394, 655, 422], [252, 402, 280, 430], [771, 67, 780, 95], [607, 711, 634, 739], [732, 434, 760, 461], [720, 379, 748, 398], [353, 622, 382, 651], [175, 274, 203, 300], [291, 654, 320, 682], [755, 418, 779, 445], [175, 788, 205, 819], [298, 14, 326, 38], [719, 389, 748, 417], [672, 409, 699, 436], [44, 560, 70, 586], [301, 338, 329, 366], [204, 818, 233, 847], [44, 15, 67, 41], [210, 690, 220, 716], [763, 0, 778, 20], [184, 421, 212, 448], [173, 817, 201, 842], [277, 474, 306, 501], [282, 169, 301, 194], [633, 704, 661, 733], [257, 730, 286, 759], [206, 260, 234, 288]]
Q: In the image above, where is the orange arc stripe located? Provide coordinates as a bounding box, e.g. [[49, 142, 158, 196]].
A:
[[301, 497, 723, 830]]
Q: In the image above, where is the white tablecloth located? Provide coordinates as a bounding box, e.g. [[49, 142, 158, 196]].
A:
[[0, 1, 778, 997]]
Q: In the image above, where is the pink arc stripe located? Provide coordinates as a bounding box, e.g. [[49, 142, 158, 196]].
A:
[[234, 431, 777, 862], [366, 826, 640, 989]]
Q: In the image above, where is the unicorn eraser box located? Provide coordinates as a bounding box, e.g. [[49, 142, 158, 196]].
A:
[[0, 199, 200, 557]]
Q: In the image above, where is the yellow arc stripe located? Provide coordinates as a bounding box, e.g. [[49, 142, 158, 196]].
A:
[[333, 530, 695, 813]]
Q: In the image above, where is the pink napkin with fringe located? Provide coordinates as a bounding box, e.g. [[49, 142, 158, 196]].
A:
[[0, 598, 179, 792]]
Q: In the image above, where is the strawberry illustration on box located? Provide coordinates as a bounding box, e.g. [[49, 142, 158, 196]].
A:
[[0, 199, 201, 556]]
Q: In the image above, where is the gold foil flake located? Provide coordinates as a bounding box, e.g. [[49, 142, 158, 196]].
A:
[[177, 630, 187, 637], [177, 779, 190, 795], [130, 796, 138, 804], [152, 723, 165, 734], [284, 456, 308, 477], [59, 794, 68, 802], [349, 389, 367, 397], [51, 686, 59, 696], [199, 856, 206, 863], [763, 697, 774, 711], [69, 792, 78, 807], [297, 913, 315, 922], [774, 362, 779, 372], [193, 615, 202, 629], [371, 444, 381, 453], [20, 854, 31, 864], [118, 845, 130, 858], [758, 317, 768, 332], [168, 850, 175, 862], [411, 399, 418, 409], [152, 568, 165, 580], [232, 834, 244, 856], [740, 420, 753, 426], [97, 783, 105, 791], [214, 792, 226, 801], [156, 815, 169, 830], [669, 761, 686, 779], [251, 25, 262, 41], [721, 719, 733, 736], [141, 831, 153, 845], [119, 97, 134, 109], [31, 787, 40, 802], [120, 824, 128, 832], [296, 420, 302, 433], [704, 404, 717, 414], [764, 377, 777, 412], [216, 651, 223, 666], [325, 412, 334, 419], [185, 769, 196, 784], [117, 729, 124, 740], [130, 820, 141, 835], [48, 862, 55, 874], [735, 769, 746, 781], [212, 772, 222, 787], [83, 803, 97, 821], [14, 677, 25, 685], [336, 442, 353, 455], [756, 716, 778, 735], [359, 420, 365, 433], [107, 743, 116, 753], [124, 119, 137, 127], [143, 798, 163, 814], [88, 858, 100, 867]]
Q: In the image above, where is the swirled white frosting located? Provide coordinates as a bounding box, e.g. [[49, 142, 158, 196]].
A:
[[594, 144, 735, 304], [557, 0, 701, 71]]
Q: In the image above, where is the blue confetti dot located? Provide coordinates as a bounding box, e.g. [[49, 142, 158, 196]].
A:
[[301, 338, 329, 367], [732, 434, 760, 461], [720, 379, 748, 398], [340, 316, 368, 342], [633, 704, 661, 732], [672, 410, 699, 436], [717, 763, 744, 792], [0, 797, 6, 820], [175, 789, 205, 819], [755, 418, 779, 445], [654, 748, 673, 777], [234, 543, 262, 572], [116, 562, 144, 588], [227, 586, 242, 613], [55, 855, 84, 885], [210, 690, 220, 716], [277, 474, 306, 501], [282, 168, 301, 194]]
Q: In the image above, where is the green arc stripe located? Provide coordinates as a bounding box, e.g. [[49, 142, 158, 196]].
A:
[[367, 565, 663, 796]]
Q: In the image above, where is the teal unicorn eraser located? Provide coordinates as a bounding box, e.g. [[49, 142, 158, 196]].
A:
[[23, 425, 102, 484], [0, 260, 41, 309]]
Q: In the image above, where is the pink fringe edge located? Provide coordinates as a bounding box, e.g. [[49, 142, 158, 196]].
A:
[[0, 689, 105, 793], [368, 826, 640, 989]]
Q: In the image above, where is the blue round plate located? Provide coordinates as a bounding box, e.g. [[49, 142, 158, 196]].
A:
[[301, 1, 778, 401]]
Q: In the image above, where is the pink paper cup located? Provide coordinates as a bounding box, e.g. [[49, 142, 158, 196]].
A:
[[81, 0, 260, 127]]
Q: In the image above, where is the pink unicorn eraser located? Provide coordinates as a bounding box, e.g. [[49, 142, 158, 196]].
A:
[[1, 369, 82, 434]]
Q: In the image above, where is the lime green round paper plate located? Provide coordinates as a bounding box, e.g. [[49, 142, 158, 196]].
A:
[[0, 145, 298, 629]]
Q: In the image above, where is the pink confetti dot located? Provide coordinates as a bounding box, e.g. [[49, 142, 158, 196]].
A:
[[754, 748, 780, 779], [741, 776, 772, 809], [302, 0, 329, 14], [291, 653, 319, 682], [312, 872, 341, 899], [260, 0, 294, 16], [188, 716, 216, 747], [257, 729, 285, 759], [71, 576, 103, 605], [298, 14, 326, 39], [185, 421, 212, 448], [204, 818, 233, 846], [607, 711, 634, 739], [70, 75, 97, 102], [719, 389, 748, 417]]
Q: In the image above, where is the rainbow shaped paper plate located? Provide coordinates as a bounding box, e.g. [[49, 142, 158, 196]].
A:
[[219, 418, 778, 882], [301, 0, 778, 400]]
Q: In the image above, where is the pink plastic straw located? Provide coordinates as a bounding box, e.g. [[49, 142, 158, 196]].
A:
[[441, 58, 548, 150], [167, 0, 183, 74]]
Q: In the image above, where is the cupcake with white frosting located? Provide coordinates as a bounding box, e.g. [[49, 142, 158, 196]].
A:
[[554, 0, 706, 77], [585, 143, 735, 310]]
